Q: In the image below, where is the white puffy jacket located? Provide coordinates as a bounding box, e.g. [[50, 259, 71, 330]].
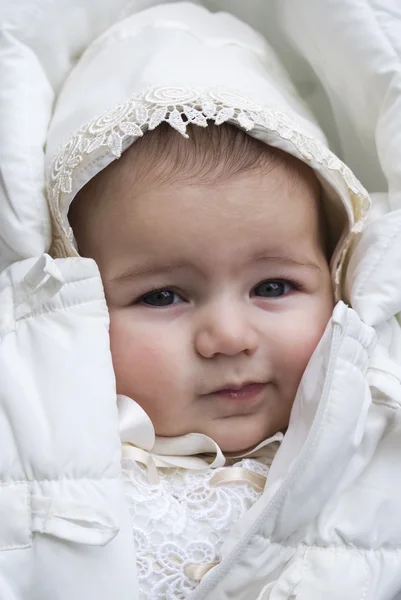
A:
[[0, 2, 401, 599]]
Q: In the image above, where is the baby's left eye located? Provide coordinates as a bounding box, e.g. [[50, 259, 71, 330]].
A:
[[140, 289, 183, 307], [252, 280, 295, 298]]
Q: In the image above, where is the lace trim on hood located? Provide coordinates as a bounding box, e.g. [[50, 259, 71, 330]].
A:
[[46, 85, 370, 296]]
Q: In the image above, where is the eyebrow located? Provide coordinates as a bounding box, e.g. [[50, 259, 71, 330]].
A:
[[253, 254, 322, 272], [110, 263, 189, 284], [110, 254, 322, 284]]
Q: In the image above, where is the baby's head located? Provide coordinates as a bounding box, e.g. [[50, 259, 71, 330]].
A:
[[69, 123, 334, 452]]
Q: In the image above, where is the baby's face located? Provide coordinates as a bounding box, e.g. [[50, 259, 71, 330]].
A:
[[74, 154, 333, 452]]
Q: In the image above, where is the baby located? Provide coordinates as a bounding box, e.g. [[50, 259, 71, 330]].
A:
[[65, 121, 335, 597], [43, 6, 371, 598], [69, 122, 334, 455], [4, 0, 394, 597]]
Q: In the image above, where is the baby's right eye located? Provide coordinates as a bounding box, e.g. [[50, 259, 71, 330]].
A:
[[140, 289, 183, 307]]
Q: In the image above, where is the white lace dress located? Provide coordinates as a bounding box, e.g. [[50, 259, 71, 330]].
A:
[[122, 456, 271, 600]]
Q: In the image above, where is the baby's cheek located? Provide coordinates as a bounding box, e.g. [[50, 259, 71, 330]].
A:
[[109, 311, 180, 399], [279, 311, 330, 386], [299, 322, 326, 362]]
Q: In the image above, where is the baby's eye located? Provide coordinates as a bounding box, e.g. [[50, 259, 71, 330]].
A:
[[252, 279, 295, 298], [140, 289, 184, 307]]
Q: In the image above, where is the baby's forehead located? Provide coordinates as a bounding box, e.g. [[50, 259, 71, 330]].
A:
[[68, 123, 325, 260], [84, 167, 327, 293]]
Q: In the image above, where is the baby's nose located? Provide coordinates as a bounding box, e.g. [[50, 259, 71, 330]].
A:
[[194, 305, 258, 358]]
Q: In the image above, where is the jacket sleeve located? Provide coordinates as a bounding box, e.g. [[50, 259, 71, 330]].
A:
[[0, 254, 138, 600], [0, 2, 143, 597]]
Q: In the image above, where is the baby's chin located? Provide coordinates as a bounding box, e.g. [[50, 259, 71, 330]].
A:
[[152, 412, 285, 453], [216, 434, 267, 454], [204, 419, 279, 454]]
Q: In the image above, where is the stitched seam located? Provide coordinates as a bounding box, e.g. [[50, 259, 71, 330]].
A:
[[19, 273, 100, 292], [39, 513, 115, 526], [69, 150, 110, 182], [0, 543, 31, 551], [1, 273, 100, 300], [16, 298, 106, 324], [0, 476, 120, 484], [0, 541, 31, 551], [259, 536, 401, 553]]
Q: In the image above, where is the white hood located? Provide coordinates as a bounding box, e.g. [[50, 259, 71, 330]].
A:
[[44, 2, 370, 302]]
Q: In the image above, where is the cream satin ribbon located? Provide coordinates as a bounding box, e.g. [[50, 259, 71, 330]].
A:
[[119, 394, 283, 483], [210, 466, 267, 492], [121, 441, 227, 485], [184, 561, 220, 581]]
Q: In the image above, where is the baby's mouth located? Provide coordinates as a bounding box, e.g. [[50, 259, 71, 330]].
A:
[[207, 382, 267, 402]]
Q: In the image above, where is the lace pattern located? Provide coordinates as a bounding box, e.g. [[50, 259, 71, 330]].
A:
[[46, 86, 370, 250], [122, 456, 271, 599]]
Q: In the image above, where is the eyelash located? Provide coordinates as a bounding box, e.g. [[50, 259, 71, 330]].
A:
[[288, 277, 304, 291], [251, 277, 304, 296], [134, 277, 304, 307]]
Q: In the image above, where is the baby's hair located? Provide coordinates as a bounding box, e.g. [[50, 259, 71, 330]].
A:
[[70, 123, 330, 259], [111, 122, 305, 189]]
